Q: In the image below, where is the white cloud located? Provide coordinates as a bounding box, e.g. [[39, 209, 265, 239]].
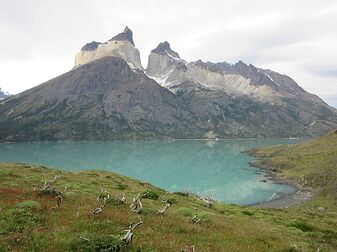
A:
[[0, 0, 336, 107]]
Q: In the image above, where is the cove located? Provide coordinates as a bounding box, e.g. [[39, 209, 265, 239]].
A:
[[0, 138, 304, 205]]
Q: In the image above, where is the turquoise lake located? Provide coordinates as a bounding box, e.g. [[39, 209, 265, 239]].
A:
[[0, 139, 304, 205]]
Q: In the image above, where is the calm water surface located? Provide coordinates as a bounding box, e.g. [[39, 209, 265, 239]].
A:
[[0, 139, 305, 205]]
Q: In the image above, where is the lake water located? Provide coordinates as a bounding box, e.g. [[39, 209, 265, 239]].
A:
[[0, 139, 304, 205]]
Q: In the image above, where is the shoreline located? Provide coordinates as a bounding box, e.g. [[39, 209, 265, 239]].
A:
[[245, 150, 313, 208]]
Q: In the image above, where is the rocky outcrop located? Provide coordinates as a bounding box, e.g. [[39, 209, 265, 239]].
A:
[[0, 88, 10, 100], [75, 27, 143, 70], [110, 26, 135, 46], [146, 41, 187, 85], [151, 41, 179, 58]]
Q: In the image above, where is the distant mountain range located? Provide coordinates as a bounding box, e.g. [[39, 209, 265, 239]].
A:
[[0, 88, 10, 100], [0, 27, 336, 141]]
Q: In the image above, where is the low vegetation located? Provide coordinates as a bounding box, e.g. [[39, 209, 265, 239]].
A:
[[0, 131, 337, 251]]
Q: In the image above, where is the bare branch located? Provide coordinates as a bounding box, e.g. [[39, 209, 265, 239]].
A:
[[97, 188, 110, 205], [157, 201, 172, 214], [122, 216, 143, 245], [157, 192, 173, 214], [92, 205, 105, 215], [161, 192, 171, 202], [116, 193, 126, 204], [78, 235, 90, 242], [52, 186, 68, 196], [50, 195, 63, 210], [182, 245, 196, 252], [130, 193, 143, 213], [191, 208, 201, 224], [33, 175, 61, 194]]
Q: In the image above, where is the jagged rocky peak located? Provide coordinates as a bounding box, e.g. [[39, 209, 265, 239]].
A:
[[151, 41, 180, 58], [146, 41, 186, 78], [81, 41, 101, 51], [75, 26, 143, 70], [110, 26, 135, 46]]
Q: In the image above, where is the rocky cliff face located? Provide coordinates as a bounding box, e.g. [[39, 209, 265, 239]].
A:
[[0, 88, 10, 100], [75, 27, 143, 70], [0, 28, 336, 141], [146, 42, 320, 103], [146, 42, 337, 137]]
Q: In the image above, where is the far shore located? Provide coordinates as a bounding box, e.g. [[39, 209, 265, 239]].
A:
[[245, 149, 313, 208]]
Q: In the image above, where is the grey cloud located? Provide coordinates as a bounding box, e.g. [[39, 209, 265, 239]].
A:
[[311, 69, 337, 78]]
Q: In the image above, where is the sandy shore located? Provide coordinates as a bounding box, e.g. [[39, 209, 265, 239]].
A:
[[252, 188, 313, 208]]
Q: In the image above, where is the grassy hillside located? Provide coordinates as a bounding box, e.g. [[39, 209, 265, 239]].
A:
[[0, 132, 337, 251], [251, 130, 337, 206]]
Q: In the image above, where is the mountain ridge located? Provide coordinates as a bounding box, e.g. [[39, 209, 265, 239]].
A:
[[0, 27, 336, 141]]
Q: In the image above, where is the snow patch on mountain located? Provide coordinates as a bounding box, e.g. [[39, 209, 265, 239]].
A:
[[0, 87, 11, 100]]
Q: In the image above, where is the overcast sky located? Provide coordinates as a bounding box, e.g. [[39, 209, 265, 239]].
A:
[[1, 0, 337, 107]]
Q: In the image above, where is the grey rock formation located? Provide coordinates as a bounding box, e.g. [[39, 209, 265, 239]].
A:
[[75, 27, 143, 70], [151, 41, 180, 58], [0, 88, 10, 100], [146, 42, 337, 137]]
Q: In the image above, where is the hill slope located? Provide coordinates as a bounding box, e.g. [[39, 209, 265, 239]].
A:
[[251, 130, 337, 202], [0, 57, 204, 141]]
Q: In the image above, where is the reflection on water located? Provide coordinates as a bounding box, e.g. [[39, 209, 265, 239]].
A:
[[0, 138, 304, 205]]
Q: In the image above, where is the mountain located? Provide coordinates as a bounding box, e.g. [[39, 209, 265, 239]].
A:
[[0, 27, 336, 141], [0, 88, 10, 100], [0, 56, 206, 141], [147, 42, 337, 137]]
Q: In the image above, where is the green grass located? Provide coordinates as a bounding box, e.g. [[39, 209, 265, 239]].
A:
[[0, 131, 337, 251]]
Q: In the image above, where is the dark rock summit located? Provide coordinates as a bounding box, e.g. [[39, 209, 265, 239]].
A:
[[151, 41, 180, 58], [81, 41, 102, 51], [110, 26, 135, 46]]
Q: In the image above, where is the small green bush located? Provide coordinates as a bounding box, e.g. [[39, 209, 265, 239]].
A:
[[15, 200, 41, 209], [242, 210, 255, 216], [106, 197, 125, 207], [69, 235, 124, 252], [141, 208, 157, 215], [174, 191, 189, 197], [0, 208, 45, 235], [176, 207, 192, 217], [0, 244, 9, 252], [289, 222, 315, 232], [114, 183, 127, 190], [142, 190, 159, 200], [37, 188, 55, 196], [63, 191, 77, 199]]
